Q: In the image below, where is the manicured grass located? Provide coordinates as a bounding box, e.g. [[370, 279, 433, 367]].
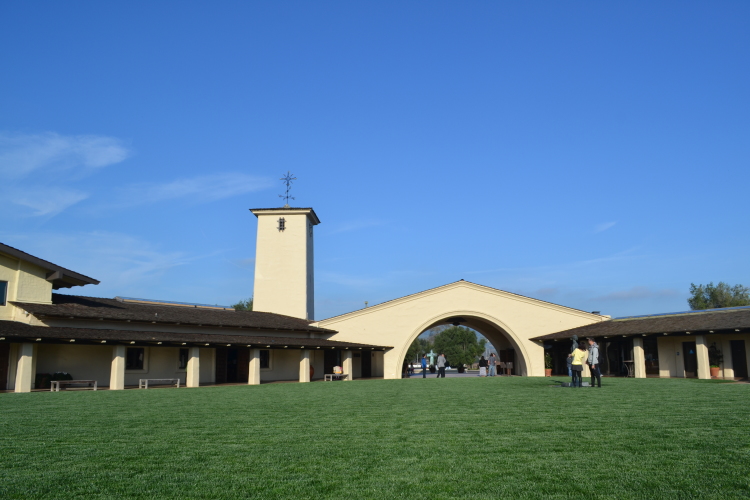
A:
[[1, 377, 749, 499]]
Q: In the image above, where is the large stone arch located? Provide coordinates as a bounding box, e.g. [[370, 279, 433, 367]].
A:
[[396, 310, 532, 376], [315, 280, 605, 379]]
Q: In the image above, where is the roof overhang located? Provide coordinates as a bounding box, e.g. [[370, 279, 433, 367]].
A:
[[0, 242, 99, 289], [249, 207, 320, 225], [0, 321, 391, 350]]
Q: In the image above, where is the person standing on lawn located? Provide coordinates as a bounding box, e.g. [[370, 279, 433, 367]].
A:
[[587, 337, 601, 388], [488, 353, 497, 376], [437, 353, 446, 378], [478, 356, 488, 377], [567, 334, 578, 377], [421, 355, 428, 378], [567, 341, 589, 387]]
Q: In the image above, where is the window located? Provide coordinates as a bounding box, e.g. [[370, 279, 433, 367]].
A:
[[0, 281, 7, 306], [126, 348, 145, 370], [178, 348, 189, 370], [260, 349, 270, 369], [277, 217, 286, 232]]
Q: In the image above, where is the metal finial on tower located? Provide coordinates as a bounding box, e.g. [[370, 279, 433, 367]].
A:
[[279, 171, 297, 207]]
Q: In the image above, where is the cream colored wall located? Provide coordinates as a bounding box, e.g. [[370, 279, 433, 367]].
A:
[[261, 349, 303, 382], [655, 335, 750, 379], [0, 253, 53, 322], [316, 281, 603, 379], [252, 210, 316, 320], [373, 350, 384, 377], [37, 344, 112, 384], [706, 334, 749, 379], [657, 336, 686, 378], [34, 344, 217, 387]]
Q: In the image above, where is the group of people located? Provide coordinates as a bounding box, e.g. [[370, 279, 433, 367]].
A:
[[567, 335, 602, 388], [477, 353, 498, 376], [418, 353, 447, 377]]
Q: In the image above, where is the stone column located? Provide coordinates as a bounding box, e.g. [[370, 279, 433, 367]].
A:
[[343, 350, 353, 381], [632, 337, 646, 378], [14, 343, 34, 393], [695, 335, 710, 380], [110, 345, 126, 390], [299, 349, 311, 383], [248, 348, 261, 385], [186, 347, 201, 387]]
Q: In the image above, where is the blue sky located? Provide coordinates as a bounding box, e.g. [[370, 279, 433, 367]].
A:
[[1, 2, 748, 320]]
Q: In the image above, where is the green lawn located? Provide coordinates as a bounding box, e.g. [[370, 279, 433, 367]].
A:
[[1, 377, 749, 499]]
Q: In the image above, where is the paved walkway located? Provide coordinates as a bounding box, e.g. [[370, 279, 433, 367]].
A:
[[404, 371, 512, 379]]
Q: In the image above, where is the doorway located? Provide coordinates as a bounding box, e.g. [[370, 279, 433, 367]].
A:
[[361, 351, 372, 378], [730, 340, 748, 379], [682, 342, 697, 378], [324, 349, 341, 375], [215, 347, 249, 384]]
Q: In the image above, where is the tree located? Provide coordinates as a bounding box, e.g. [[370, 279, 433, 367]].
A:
[[688, 282, 750, 310], [405, 336, 432, 364], [232, 297, 253, 311], [432, 326, 486, 368]]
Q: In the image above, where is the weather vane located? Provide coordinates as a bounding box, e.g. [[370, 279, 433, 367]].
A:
[[279, 171, 297, 207]]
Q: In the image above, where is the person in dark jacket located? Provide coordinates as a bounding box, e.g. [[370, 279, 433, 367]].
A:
[[587, 337, 601, 387], [478, 356, 488, 377]]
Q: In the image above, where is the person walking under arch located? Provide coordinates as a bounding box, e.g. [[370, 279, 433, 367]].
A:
[[421, 355, 428, 378], [488, 353, 497, 376], [478, 356, 488, 377], [587, 337, 601, 388], [437, 353, 446, 378], [567, 341, 589, 387]]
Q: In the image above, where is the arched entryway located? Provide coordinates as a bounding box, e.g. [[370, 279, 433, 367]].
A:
[[316, 280, 604, 379], [396, 311, 531, 378]]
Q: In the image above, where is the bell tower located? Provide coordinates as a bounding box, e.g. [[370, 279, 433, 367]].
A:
[[250, 207, 319, 320]]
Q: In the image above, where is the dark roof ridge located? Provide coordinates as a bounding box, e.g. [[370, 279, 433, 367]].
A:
[[15, 293, 335, 333], [0, 242, 99, 289], [615, 305, 750, 321], [0, 320, 388, 349]]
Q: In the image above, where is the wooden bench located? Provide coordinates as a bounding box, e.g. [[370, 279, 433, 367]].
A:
[[324, 373, 349, 381], [139, 378, 180, 389], [50, 380, 97, 392]]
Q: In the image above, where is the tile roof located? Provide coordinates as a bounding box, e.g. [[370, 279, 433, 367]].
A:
[[0, 242, 99, 289], [12, 294, 336, 334], [0, 320, 389, 349], [531, 307, 750, 341]]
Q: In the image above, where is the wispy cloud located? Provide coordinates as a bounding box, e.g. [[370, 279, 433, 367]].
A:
[[2, 231, 192, 291], [464, 247, 642, 276], [594, 286, 680, 302], [8, 187, 89, 216], [326, 219, 385, 235], [0, 132, 130, 179], [111, 173, 274, 207], [595, 221, 617, 233], [317, 271, 384, 288], [0, 131, 131, 217]]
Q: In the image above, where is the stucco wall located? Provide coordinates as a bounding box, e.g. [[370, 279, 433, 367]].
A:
[[317, 281, 603, 379], [262, 348, 303, 382], [0, 253, 53, 322], [37, 344, 112, 384], [253, 210, 316, 320], [658, 334, 750, 379]]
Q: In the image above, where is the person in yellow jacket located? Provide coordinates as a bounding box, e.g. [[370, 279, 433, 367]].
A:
[[567, 341, 589, 387]]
